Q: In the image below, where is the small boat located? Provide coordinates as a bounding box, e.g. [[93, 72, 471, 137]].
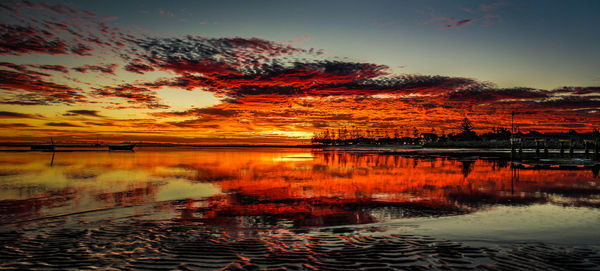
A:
[[31, 138, 55, 151], [30, 144, 55, 151], [108, 143, 136, 151]]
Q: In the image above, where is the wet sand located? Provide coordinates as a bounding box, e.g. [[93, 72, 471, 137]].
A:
[[1, 218, 599, 270], [1, 148, 599, 270]]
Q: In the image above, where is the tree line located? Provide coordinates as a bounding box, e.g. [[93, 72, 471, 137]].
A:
[[311, 118, 599, 146]]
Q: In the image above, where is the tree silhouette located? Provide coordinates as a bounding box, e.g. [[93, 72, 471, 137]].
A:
[[454, 117, 479, 140], [460, 118, 474, 134]]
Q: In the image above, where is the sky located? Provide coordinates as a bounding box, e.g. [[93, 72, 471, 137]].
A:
[[0, 0, 599, 144]]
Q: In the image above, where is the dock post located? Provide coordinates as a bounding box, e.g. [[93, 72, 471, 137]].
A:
[[518, 142, 523, 156], [569, 140, 574, 157], [585, 140, 590, 156], [511, 137, 521, 159], [560, 141, 564, 156], [559, 139, 572, 157], [510, 140, 515, 159]]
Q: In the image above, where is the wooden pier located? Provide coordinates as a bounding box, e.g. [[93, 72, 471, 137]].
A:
[[511, 136, 599, 159]]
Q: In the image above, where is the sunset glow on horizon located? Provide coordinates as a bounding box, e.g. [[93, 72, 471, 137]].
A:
[[1, 0, 599, 144]]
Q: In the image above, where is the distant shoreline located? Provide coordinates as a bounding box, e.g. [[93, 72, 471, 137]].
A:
[[0, 143, 596, 154], [0, 142, 317, 148], [0, 142, 596, 150]]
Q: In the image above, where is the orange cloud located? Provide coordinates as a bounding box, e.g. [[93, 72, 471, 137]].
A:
[[0, 2, 598, 144]]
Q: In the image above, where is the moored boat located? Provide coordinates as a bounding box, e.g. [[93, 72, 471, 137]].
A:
[[30, 144, 55, 151], [30, 138, 55, 151], [108, 143, 136, 151]]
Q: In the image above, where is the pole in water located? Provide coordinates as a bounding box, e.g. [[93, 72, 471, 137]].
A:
[[585, 140, 590, 156], [569, 139, 574, 157], [519, 142, 523, 156], [511, 112, 515, 135], [511, 111, 515, 159]]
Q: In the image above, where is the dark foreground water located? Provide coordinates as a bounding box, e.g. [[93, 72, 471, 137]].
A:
[[1, 147, 599, 270]]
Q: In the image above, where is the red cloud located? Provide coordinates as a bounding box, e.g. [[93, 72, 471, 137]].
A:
[[439, 18, 477, 29], [45, 122, 82, 127], [0, 111, 43, 119], [124, 62, 154, 74], [33, 64, 69, 73], [132, 36, 308, 76], [69, 43, 94, 56], [63, 110, 103, 117], [0, 69, 85, 105], [0, 123, 34, 129], [73, 63, 117, 74], [92, 84, 168, 109], [0, 2, 597, 142], [0, 24, 68, 55]]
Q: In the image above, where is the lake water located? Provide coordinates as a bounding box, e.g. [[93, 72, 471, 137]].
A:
[[1, 147, 599, 269]]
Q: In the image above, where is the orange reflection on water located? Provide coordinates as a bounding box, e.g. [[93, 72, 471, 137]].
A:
[[0, 148, 598, 228]]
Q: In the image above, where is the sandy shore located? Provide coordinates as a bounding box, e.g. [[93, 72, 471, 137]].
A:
[[1, 149, 599, 270], [1, 219, 599, 270]]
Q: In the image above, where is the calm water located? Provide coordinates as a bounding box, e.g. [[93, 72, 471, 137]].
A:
[[1, 147, 599, 246]]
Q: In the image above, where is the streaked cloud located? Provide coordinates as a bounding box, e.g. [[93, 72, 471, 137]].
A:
[[91, 84, 168, 109], [0, 0, 597, 143], [0, 69, 86, 105], [63, 110, 103, 117], [45, 122, 82, 127], [73, 64, 117, 74], [0, 111, 43, 119]]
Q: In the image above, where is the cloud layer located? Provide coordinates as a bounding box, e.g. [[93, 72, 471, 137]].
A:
[[0, 1, 598, 143]]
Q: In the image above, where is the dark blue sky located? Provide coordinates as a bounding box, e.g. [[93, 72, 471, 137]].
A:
[[72, 0, 600, 89]]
